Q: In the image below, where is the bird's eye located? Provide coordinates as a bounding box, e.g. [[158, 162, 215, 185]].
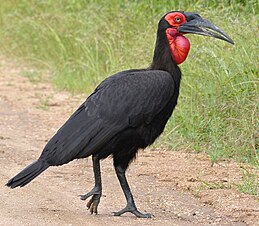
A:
[[175, 17, 181, 23]]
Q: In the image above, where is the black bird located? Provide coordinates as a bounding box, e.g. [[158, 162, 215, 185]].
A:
[[6, 11, 234, 218]]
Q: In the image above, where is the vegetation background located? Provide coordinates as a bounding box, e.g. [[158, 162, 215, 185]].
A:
[[0, 0, 258, 168]]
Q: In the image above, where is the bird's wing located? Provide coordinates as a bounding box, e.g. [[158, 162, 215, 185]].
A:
[[96, 69, 176, 126], [39, 69, 176, 165]]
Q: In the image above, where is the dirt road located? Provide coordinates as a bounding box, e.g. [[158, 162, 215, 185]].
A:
[[0, 57, 258, 225]]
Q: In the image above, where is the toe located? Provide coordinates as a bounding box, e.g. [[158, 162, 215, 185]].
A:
[[113, 206, 153, 218], [86, 198, 93, 209], [132, 210, 153, 218], [80, 191, 94, 200], [92, 204, 98, 214]]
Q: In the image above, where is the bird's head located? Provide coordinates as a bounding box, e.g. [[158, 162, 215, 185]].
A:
[[159, 11, 234, 64]]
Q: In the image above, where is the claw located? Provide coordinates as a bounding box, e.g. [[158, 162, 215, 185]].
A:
[[86, 196, 100, 214], [86, 198, 92, 209], [79, 186, 101, 215]]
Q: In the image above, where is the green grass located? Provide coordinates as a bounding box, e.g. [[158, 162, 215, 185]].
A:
[[237, 167, 259, 196], [21, 70, 42, 84], [0, 0, 258, 167]]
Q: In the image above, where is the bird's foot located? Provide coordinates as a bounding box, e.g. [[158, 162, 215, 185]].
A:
[[113, 205, 153, 218], [80, 187, 101, 214]]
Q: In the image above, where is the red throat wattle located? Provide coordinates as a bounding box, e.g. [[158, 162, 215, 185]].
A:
[[166, 28, 190, 65]]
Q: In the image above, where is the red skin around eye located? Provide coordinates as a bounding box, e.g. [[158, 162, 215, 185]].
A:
[[164, 12, 187, 27], [166, 28, 190, 64]]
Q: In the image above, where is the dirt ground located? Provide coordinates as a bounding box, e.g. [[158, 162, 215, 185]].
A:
[[0, 56, 258, 226]]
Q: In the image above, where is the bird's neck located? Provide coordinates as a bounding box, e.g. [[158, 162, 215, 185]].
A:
[[150, 29, 182, 84]]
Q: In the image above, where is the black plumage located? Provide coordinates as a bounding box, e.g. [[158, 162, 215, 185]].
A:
[[6, 11, 234, 218], [41, 68, 180, 165]]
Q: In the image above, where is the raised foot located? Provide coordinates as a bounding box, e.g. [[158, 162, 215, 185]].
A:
[[113, 206, 153, 218], [79, 187, 101, 214]]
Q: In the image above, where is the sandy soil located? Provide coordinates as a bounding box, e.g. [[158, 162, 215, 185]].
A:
[[0, 56, 258, 226]]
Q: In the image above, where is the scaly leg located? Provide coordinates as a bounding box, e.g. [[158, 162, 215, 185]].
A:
[[113, 165, 153, 218], [80, 155, 102, 214]]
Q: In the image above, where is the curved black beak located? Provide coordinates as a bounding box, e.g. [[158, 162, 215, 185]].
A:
[[179, 12, 234, 45]]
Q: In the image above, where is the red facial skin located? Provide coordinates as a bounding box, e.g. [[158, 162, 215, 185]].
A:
[[164, 12, 190, 65]]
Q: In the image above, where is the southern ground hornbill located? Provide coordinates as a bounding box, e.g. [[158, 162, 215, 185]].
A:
[[6, 11, 234, 218]]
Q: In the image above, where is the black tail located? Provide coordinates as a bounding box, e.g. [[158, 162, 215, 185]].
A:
[[6, 160, 49, 188]]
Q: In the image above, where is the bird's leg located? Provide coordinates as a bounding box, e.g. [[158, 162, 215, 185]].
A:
[[113, 165, 153, 218], [80, 155, 102, 214]]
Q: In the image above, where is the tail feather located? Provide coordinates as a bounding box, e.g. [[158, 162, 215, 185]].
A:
[[6, 160, 49, 188]]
